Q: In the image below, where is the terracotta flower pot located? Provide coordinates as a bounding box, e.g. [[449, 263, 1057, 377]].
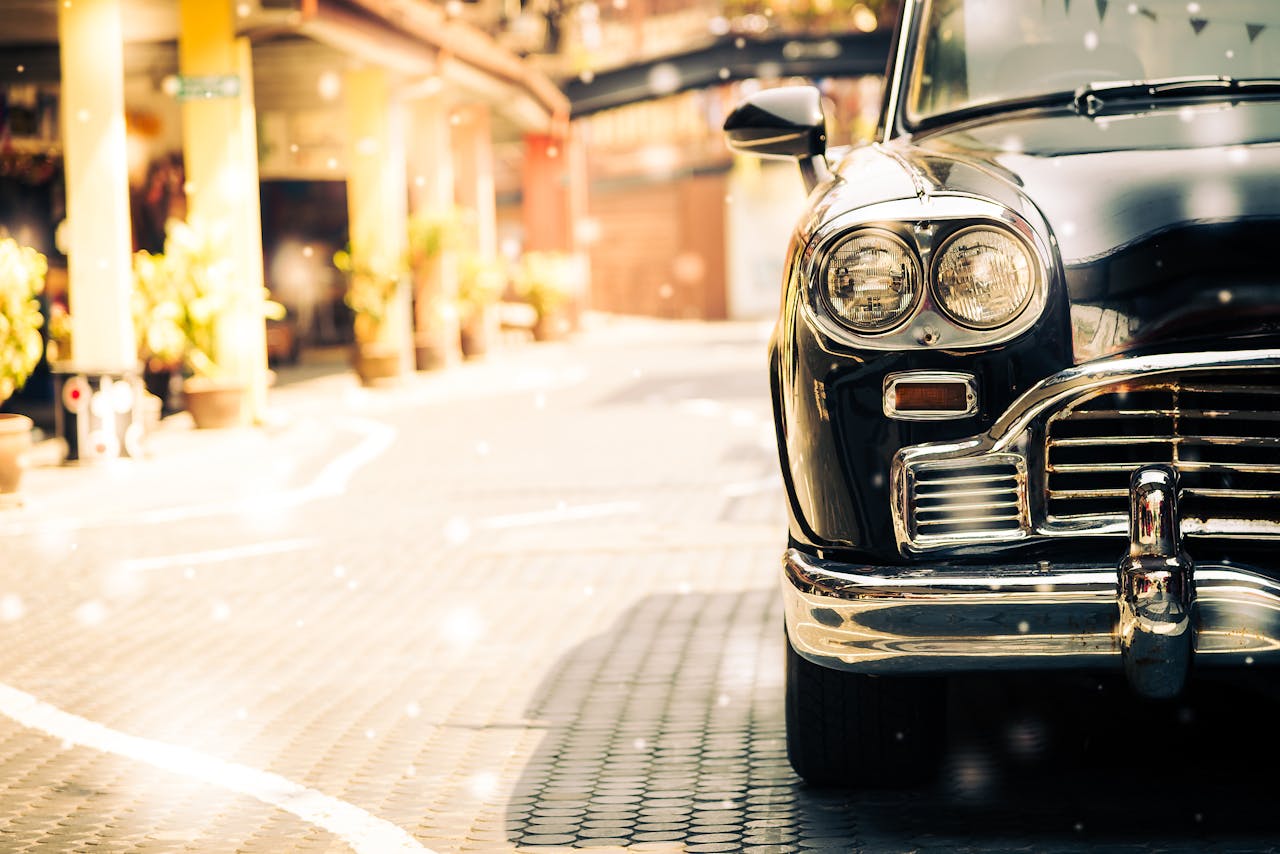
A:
[[459, 309, 496, 359], [532, 309, 571, 342], [183, 379, 246, 429], [354, 343, 402, 386], [0, 412, 33, 503], [414, 325, 458, 372]]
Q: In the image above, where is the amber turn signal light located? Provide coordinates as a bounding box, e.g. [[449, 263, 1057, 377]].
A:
[[894, 382, 969, 412]]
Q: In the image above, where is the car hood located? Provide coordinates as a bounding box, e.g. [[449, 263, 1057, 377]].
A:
[[887, 100, 1280, 361]]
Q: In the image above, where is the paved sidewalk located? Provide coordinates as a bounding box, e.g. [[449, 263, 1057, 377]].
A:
[[6, 316, 654, 534], [0, 316, 1276, 853]]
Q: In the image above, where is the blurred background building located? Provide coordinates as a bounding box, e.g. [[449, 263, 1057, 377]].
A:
[[0, 0, 897, 427]]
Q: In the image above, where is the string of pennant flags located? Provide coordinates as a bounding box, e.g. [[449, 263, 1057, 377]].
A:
[[1049, 0, 1269, 41]]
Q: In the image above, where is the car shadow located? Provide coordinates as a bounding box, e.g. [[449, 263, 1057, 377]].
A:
[[506, 588, 1280, 851]]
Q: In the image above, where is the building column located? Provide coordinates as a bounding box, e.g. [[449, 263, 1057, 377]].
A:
[[406, 91, 459, 369], [345, 67, 412, 371], [179, 0, 269, 423], [452, 104, 497, 258], [521, 132, 570, 253], [522, 127, 589, 326], [56, 0, 152, 461], [58, 0, 135, 374]]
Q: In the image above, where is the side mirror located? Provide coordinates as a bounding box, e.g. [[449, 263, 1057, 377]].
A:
[[723, 85, 831, 192]]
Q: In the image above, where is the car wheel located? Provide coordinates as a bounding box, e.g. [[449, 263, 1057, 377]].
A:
[[785, 635, 945, 786]]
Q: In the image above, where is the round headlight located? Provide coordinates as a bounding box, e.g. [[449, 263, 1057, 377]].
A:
[[824, 230, 921, 332], [933, 226, 1037, 329]]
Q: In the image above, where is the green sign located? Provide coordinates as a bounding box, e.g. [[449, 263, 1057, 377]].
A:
[[173, 74, 241, 101]]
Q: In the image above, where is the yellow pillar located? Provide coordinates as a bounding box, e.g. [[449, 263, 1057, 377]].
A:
[[235, 38, 269, 419], [58, 0, 135, 372], [345, 67, 412, 370], [179, 0, 269, 423], [406, 92, 459, 369]]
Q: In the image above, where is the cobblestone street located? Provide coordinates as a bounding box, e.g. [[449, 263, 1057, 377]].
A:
[[2, 318, 1280, 852]]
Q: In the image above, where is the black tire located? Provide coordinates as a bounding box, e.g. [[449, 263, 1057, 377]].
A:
[[785, 636, 946, 787]]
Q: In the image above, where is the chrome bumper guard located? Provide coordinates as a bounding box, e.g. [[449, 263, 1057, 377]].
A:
[[786, 465, 1280, 699]]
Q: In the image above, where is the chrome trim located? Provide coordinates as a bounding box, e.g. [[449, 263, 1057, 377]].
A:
[[900, 453, 1029, 549], [799, 195, 1053, 353], [882, 370, 978, 420], [783, 548, 1280, 674], [986, 350, 1280, 452], [1043, 374, 1280, 530], [880, 0, 917, 143], [1118, 466, 1193, 700], [892, 349, 1280, 555]]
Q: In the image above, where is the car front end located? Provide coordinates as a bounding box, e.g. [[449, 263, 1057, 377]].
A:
[[725, 0, 1280, 785]]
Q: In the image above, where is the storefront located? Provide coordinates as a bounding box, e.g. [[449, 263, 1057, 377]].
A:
[[0, 0, 574, 446]]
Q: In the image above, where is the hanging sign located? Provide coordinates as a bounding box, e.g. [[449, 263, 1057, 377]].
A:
[[172, 74, 241, 101]]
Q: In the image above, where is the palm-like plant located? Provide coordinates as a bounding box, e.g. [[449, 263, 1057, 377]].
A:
[[132, 218, 284, 379], [0, 237, 47, 404]]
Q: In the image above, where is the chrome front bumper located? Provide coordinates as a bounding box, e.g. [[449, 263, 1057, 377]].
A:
[[784, 550, 1280, 678]]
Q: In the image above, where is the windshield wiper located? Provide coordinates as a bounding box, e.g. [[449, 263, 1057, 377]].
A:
[[1073, 76, 1280, 116]]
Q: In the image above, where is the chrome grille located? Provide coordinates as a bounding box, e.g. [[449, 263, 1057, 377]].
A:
[[908, 455, 1028, 544], [1045, 373, 1280, 529]]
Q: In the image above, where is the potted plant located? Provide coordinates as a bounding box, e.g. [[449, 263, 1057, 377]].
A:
[[456, 253, 507, 359], [133, 218, 284, 428], [0, 236, 46, 503], [407, 208, 464, 370], [334, 245, 404, 385], [514, 251, 576, 342], [131, 246, 187, 415]]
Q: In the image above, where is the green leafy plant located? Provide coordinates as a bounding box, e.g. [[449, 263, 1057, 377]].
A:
[[456, 253, 507, 322], [0, 237, 46, 404], [133, 218, 284, 380], [407, 208, 465, 267], [132, 247, 186, 371], [334, 246, 404, 346], [45, 301, 71, 363], [513, 251, 576, 319]]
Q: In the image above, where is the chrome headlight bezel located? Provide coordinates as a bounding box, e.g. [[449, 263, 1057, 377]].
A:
[[799, 196, 1053, 352], [818, 227, 923, 334]]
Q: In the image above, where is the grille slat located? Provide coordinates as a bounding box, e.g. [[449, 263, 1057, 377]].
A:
[[1048, 435, 1280, 447], [915, 474, 1019, 488], [914, 485, 1020, 500], [917, 514, 1023, 529], [1044, 372, 1280, 532], [1051, 461, 1280, 474], [1048, 488, 1129, 499], [1059, 408, 1280, 421], [917, 501, 1022, 517]]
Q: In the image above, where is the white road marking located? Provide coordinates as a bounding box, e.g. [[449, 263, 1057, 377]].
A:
[[309, 416, 398, 497], [720, 476, 782, 498], [0, 416, 396, 534], [0, 682, 430, 853], [479, 501, 643, 530], [116, 538, 316, 573]]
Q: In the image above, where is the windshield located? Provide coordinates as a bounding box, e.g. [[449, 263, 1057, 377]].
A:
[[908, 0, 1280, 123]]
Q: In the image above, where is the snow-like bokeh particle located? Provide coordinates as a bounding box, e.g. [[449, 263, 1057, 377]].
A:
[[444, 516, 472, 545], [74, 600, 107, 627], [467, 771, 499, 801], [0, 594, 25, 622]]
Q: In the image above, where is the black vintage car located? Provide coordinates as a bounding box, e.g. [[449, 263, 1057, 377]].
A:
[[725, 0, 1280, 786]]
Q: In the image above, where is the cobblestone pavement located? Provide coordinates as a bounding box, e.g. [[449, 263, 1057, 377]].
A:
[[1, 316, 1280, 852]]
